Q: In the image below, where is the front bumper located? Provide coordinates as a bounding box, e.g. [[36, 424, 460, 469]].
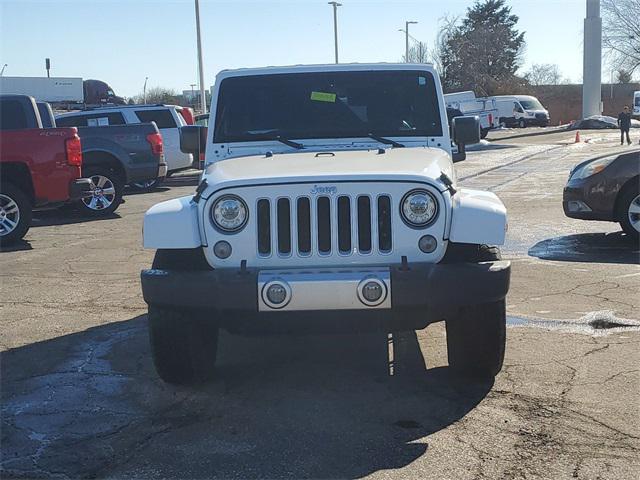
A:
[[563, 181, 613, 221], [141, 261, 511, 333], [69, 178, 93, 200]]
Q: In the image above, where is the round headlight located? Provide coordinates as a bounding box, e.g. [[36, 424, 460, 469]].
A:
[[400, 189, 438, 227], [211, 195, 248, 232]]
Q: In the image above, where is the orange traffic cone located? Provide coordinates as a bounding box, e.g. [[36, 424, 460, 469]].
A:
[[574, 131, 581, 143]]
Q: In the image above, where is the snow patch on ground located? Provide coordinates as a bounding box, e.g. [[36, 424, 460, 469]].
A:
[[507, 310, 640, 336]]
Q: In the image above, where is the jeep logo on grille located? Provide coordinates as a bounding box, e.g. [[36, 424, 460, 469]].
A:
[[310, 185, 337, 195]]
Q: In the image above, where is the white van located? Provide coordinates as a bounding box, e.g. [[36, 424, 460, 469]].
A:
[[633, 91, 640, 119], [492, 95, 550, 128], [56, 104, 193, 174]]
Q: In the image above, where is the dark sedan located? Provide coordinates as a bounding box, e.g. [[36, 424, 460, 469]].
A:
[[563, 148, 640, 240]]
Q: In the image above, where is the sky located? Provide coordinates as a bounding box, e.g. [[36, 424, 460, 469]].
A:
[[1, 0, 590, 99]]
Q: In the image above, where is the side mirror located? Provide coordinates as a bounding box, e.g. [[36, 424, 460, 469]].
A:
[[180, 125, 207, 155], [451, 115, 480, 163]]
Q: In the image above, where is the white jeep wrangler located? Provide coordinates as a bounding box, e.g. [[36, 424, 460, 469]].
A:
[[141, 64, 510, 384]]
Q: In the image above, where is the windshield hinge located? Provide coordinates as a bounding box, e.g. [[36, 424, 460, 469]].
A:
[[439, 172, 457, 196], [192, 179, 208, 204]]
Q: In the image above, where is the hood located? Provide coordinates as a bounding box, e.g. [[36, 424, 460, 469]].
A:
[[203, 147, 454, 192]]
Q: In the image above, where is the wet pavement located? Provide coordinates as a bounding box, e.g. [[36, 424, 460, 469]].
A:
[[1, 130, 639, 479]]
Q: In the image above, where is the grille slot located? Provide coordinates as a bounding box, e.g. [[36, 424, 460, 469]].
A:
[[257, 199, 271, 255], [357, 196, 372, 253], [255, 192, 392, 257], [277, 198, 291, 254], [296, 197, 311, 255], [317, 196, 332, 254], [337, 196, 352, 253], [377, 195, 392, 252]]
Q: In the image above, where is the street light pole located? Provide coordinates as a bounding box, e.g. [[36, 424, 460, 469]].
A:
[[405, 21, 418, 62], [195, 0, 207, 114], [328, 2, 341, 64], [190, 83, 197, 106], [143, 76, 148, 104]]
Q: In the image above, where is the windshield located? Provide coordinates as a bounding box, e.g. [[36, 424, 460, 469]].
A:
[[635, 95, 640, 107], [213, 70, 443, 144], [519, 99, 544, 110]]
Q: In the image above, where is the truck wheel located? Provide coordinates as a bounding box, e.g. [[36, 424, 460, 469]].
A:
[[130, 178, 163, 191], [78, 167, 123, 216], [446, 300, 506, 378], [148, 305, 218, 384], [518, 119, 526, 128], [618, 185, 640, 241], [0, 183, 32, 246], [480, 128, 489, 139]]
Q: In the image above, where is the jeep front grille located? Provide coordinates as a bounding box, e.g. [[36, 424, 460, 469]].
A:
[[256, 195, 393, 257]]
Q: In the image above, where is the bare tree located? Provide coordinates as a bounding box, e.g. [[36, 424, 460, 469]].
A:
[[616, 68, 633, 83], [602, 0, 640, 76], [524, 63, 563, 85], [402, 41, 430, 63], [133, 86, 179, 105]]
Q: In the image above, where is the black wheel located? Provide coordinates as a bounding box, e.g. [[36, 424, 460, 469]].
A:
[[518, 119, 526, 128], [130, 177, 163, 191], [148, 305, 219, 385], [148, 248, 217, 384], [77, 166, 123, 216], [0, 182, 32, 246], [480, 128, 489, 139], [446, 299, 506, 378], [618, 184, 640, 241]]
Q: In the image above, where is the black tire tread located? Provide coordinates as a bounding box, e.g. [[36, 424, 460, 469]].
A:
[[617, 183, 640, 241]]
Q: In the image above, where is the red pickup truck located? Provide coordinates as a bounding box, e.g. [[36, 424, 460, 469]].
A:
[[0, 95, 92, 245]]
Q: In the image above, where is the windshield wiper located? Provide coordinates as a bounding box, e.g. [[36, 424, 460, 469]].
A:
[[367, 133, 405, 148], [275, 135, 304, 149]]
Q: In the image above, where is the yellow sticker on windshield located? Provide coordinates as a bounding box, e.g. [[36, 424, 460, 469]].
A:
[[310, 91, 336, 103]]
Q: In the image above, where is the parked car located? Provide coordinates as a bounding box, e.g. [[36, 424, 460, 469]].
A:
[[141, 63, 510, 385], [56, 104, 192, 175], [444, 91, 499, 139], [42, 101, 167, 201], [493, 95, 550, 128], [564, 148, 640, 240], [0, 95, 92, 245], [633, 91, 640, 120]]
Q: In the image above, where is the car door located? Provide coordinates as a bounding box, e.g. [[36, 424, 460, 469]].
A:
[[133, 108, 192, 172]]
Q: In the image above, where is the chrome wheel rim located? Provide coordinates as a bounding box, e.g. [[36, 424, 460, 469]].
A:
[[0, 193, 20, 236], [82, 175, 116, 210], [628, 193, 640, 233]]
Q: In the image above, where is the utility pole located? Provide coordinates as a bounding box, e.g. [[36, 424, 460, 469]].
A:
[[582, 0, 602, 118], [404, 21, 418, 62], [328, 2, 341, 64], [143, 76, 148, 104], [45, 58, 50, 78], [195, 0, 207, 114]]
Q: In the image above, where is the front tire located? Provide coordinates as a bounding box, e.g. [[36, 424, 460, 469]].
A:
[[518, 119, 526, 128], [619, 185, 640, 241], [0, 182, 32, 246], [480, 128, 489, 139], [446, 300, 506, 378], [148, 306, 219, 385], [77, 166, 123, 216]]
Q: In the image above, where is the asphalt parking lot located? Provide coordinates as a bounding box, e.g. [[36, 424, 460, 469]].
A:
[[1, 129, 639, 479]]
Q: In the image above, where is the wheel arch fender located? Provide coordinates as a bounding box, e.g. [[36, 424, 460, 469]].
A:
[[449, 188, 507, 245], [82, 149, 127, 182], [143, 195, 203, 249]]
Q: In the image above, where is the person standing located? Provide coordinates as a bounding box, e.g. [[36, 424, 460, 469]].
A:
[[618, 106, 632, 145]]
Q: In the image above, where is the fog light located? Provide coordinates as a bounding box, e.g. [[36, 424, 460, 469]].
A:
[[567, 200, 592, 213], [262, 280, 291, 309], [357, 278, 387, 307], [213, 240, 232, 259], [418, 234, 437, 253]]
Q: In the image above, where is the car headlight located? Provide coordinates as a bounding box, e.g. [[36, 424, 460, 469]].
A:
[[211, 195, 248, 232], [569, 155, 617, 181], [400, 189, 438, 227]]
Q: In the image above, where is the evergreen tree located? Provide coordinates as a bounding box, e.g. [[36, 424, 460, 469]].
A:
[[440, 0, 525, 95]]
